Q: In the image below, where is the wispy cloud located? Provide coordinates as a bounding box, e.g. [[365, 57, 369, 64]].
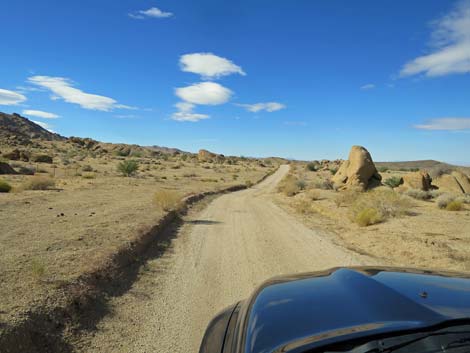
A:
[[32, 120, 55, 133], [171, 102, 209, 122], [129, 7, 173, 19], [114, 114, 139, 119], [22, 109, 59, 119], [237, 102, 286, 113], [28, 76, 133, 112], [414, 117, 470, 130], [400, 0, 470, 77], [360, 83, 375, 90], [175, 82, 232, 105], [0, 88, 27, 105], [180, 53, 245, 79]]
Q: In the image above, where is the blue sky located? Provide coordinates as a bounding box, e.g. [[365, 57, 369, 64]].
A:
[[1, 0, 470, 164]]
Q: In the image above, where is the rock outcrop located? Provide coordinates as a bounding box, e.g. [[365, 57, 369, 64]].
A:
[[332, 146, 381, 190], [433, 172, 470, 194], [0, 162, 18, 175], [401, 171, 433, 191], [198, 149, 217, 162]]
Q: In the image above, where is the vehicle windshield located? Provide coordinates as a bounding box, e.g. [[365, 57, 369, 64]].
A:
[[323, 325, 470, 353]]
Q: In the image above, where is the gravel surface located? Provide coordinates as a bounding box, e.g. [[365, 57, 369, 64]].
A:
[[76, 165, 372, 352]]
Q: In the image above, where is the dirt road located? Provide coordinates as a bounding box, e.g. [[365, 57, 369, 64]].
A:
[[77, 165, 370, 352]]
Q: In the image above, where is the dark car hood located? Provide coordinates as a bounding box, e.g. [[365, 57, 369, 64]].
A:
[[241, 267, 470, 353]]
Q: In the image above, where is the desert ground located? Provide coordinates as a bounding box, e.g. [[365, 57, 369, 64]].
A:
[[1, 114, 470, 353]]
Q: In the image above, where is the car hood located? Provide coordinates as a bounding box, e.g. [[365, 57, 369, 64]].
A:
[[241, 267, 470, 353]]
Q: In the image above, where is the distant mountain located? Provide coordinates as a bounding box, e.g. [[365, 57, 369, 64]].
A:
[[375, 160, 453, 170], [0, 112, 65, 144]]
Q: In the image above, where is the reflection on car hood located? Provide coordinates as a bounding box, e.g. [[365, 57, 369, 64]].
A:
[[243, 267, 470, 353]]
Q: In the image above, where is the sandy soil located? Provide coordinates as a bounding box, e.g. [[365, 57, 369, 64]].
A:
[[75, 165, 374, 353], [0, 156, 269, 326]]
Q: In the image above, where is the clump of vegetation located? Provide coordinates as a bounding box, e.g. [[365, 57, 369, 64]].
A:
[[384, 176, 402, 188], [296, 179, 307, 190], [350, 189, 412, 226], [334, 189, 360, 207], [31, 259, 46, 282], [306, 189, 321, 201], [436, 194, 464, 211], [32, 154, 53, 163], [378, 166, 389, 173], [82, 164, 93, 172], [329, 167, 338, 175], [354, 208, 383, 227], [278, 175, 301, 196], [428, 164, 452, 179], [23, 176, 55, 190], [82, 173, 96, 179], [446, 200, 463, 211], [306, 162, 318, 172], [294, 198, 316, 215], [153, 189, 182, 212], [17, 166, 35, 175], [311, 178, 333, 190], [404, 188, 431, 200], [0, 179, 12, 193], [117, 160, 139, 177], [245, 180, 253, 187]]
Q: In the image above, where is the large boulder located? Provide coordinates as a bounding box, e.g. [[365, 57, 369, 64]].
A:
[[198, 149, 216, 162], [0, 162, 18, 175], [433, 174, 465, 194], [452, 171, 470, 194], [401, 171, 432, 191], [332, 146, 381, 190]]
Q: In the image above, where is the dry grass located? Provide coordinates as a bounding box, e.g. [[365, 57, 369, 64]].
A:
[[278, 175, 301, 196], [446, 200, 464, 211], [293, 198, 316, 215], [22, 176, 56, 190], [0, 179, 12, 193], [153, 189, 182, 212], [350, 188, 412, 226]]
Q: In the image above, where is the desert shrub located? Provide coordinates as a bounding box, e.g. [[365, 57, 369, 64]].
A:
[[32, 154, 53, 163], [306, 189, 321, 201], [311, 178, 333, 190], [429, 190, 443, 199], [23, 176, 55, 190], [183, 173, 198, 178], [117, 160, 139, 177], [246, 180, 253, 187], [232, 174, 239, 180], [294, 198, 315, 215], [350, 189, 412, 226], [153, 189, 182, 212], [446, 200, 463, 211], [82, 165, 93, 172], [458, 195, 470, 204], [17, 166, 35, 175], [31, 259, 46, 282], [353, 208, 383, 227], [82, 173, 96, 179], [384, 176, 402, 188], [296, 179, 308, 190], [405, 188, 431, 200], [436, 194, 457, 209], [279, 175, 301, 196], [306, 162, 318, 172], [378, 166, 389, 173], [330, 167, 338, 175], [334, 189, 360, 207], [0, 179, 12, 193]]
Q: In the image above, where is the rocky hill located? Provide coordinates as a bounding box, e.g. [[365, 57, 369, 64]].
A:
[[0, 112, 65, 145]]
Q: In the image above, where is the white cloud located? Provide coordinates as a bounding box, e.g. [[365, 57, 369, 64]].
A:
[[175, 82, 232, 105], [0, 88, 27, 105], [32, 120, 55, 132], [129, 7, 173, 19], [400, 0, 470, 77], [28, 76, 130, 111], [22, 109, 59, 119], [237, 102, 286, 113], [360, 83, 375, 90], [171, 101, 209, 122], [414, 117, 470, 130], [180, 53, 245, 79]]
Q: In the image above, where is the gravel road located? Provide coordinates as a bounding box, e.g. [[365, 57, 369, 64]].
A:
[[77, 165, 367, 352]]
